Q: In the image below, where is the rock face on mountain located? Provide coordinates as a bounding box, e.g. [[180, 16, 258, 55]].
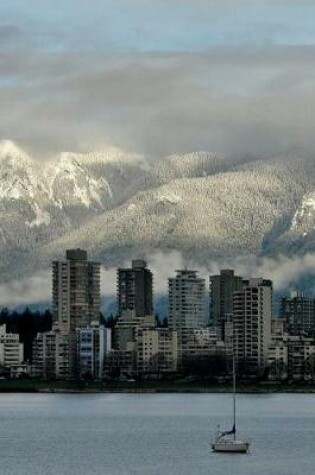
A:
[[1, 140, 315, 282], [0, 141, 147, 267]]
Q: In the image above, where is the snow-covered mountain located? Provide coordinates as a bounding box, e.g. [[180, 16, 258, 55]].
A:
[[1, 140, 315, 286], [0, 140, 149, 263]]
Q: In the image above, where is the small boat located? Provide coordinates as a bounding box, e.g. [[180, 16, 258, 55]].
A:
[[211, 427, 250, 453], [211, 352, 250, 454]]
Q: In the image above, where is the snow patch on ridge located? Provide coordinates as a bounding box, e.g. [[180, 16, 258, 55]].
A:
[[157, 192, 182, 205], [291, 192, 315, 232], [26, 203, 51, 228]]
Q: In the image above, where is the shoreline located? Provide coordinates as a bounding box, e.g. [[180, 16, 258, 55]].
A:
[[1, 380, 315, 394]]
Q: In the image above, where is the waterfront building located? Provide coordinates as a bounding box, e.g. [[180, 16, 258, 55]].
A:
[[209, 269, 243, 338], [114, 310, 148, 351], [287, 336, 315, 381], [268, 335, 288, 380], [181, 327, 220, 357], [106, 311, 151, 378], [76, 324, 112, 379], [168, 270, 206, 341], [281, 291, 315, 337], [233, 278, 272, 376], [136, 326, 178, 376], [32, 328, 76, 380], [104, 348, 136, 379], [10, 363, 28, 379], [52, 249, 101, 334], [117, 260, 153, 318], [31, 330, 57, 379], [268, 334, 315, 381], [32, 325, 112, 381], [49, 248, 101, 379], [180, 327, 227, 375], [106, 312, 178, 378], [0, 325, 24, 375]]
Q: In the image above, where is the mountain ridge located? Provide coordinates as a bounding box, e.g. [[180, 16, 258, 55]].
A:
[[1, 141, 315, 290]]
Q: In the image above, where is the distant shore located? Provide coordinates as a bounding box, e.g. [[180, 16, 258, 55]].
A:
[[1, 380, 315, 394]]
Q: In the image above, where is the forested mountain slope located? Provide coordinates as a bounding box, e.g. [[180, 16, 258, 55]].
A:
[[1, 140, 315, 282]]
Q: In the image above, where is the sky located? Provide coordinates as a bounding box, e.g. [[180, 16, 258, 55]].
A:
[[2, 0, 315, 159]]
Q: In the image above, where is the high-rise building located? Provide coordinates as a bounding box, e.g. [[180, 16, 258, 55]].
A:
[[233, 278, 272, 375], [281, 291, 315, 337], [52, 249, 101, 333], [168, 270, 206, 340], [117, 260, 153, 318], [47, 249, 101, 380], [210, 269, 243, 335]]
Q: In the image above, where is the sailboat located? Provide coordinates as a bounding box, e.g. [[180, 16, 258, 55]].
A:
[[211, 352, 250, 453]]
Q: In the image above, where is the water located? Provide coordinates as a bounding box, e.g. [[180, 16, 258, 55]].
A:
[[0, 392, 314, 475]]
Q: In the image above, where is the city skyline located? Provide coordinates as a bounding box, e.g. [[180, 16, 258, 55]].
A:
[[2, 246, 315, 382]]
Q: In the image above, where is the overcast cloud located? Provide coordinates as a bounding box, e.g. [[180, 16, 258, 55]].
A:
[[2, 251, 315, 309], [1, 1, 315, 159]]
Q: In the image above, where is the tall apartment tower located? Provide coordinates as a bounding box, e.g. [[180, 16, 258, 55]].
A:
[[210, 269, 243, 330], [117, 260, 153, 318], [233, 278, 272, 376], [52, 249, 101, 334], [281, 291, 315, 337], [168, 270, 206, 339]]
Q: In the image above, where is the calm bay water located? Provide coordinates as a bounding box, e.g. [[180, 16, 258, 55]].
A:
[[0, 392, 314, 474]]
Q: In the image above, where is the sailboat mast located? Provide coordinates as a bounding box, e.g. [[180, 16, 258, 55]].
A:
[[232, 350, 236, 441]]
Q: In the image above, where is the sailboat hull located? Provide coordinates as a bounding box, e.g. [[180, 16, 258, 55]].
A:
[[212, 441, 250, 453]]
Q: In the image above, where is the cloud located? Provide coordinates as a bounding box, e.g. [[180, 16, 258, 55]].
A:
[[0, 24, 24, 44], [200, 253, 315, 292], [104, 250, 315, 299], [0, 270, 51, 308], [100, 266, 117, 297], [2, 251, 315, 310], [2, 46, 315, 159], [2, 0, 315, 158], [145, 250, 315, 295]]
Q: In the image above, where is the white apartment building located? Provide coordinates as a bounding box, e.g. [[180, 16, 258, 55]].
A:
[[168, 270, 206, 339], [136, 327, 178, 375], [76, 324, 112, 379], [0, 325, 23, 367]]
